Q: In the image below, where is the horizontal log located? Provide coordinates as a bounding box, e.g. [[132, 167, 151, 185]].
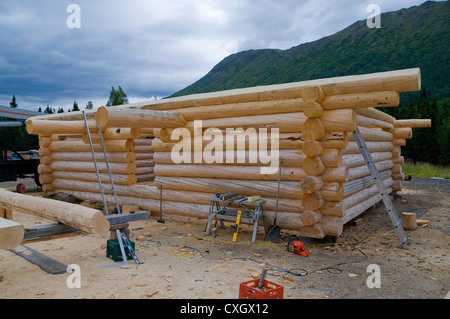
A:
[[357, 115, 394, 130], [113, 68, 420, 112], [45, 151, 136, 163], [171, 98, 305, 121], [342, 152, 393, 168], [356, 107, 395, 124], [0, 217, 24, 250], [50, 161, 136, 174], [347, 160, 394, 181], [393, 139, 406, 146], [153, 149, 304, 167], [394, 119, 431, 128], [96, 106, 187, 129], [393, 128, 413, 139], [26, 119, 98, 135], [343, 170, 392, 197], [321, 166, 349, 183], [100, 127, 142, 140], [322, 91, 399, 110], [137, 174, 155, 183], [343, 177, 393, 212], [0, 189, 110, 235], [51, 171, 137, 186], [342, 141, 393, 154], [154, 177, 303, 199], [52, 189, 303, 231], [49, 139, 135, 153], [52, 179, 303, 214], [348, 126, 393, 141], [154, 164, 306, 181], [342, 188, 392, 224]]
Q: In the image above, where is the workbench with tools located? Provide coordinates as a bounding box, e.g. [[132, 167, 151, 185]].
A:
[[205, 193, 267, 243]]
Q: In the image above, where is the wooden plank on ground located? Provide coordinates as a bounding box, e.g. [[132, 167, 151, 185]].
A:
[[23, 223, 84, 243], [10, 245, 68, 275]]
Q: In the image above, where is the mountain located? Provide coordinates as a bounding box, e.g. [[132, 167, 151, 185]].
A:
[[171, 1, 450, 102]]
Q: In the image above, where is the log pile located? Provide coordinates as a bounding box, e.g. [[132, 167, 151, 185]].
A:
[[23, 68, 431, 239]]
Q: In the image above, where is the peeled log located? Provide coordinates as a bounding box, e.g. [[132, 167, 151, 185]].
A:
[[357, 115, 394, 130], [300, 176, 324, 194], [342, 152, 392, 168], [48, 151, 136, 163], [26, 119, 97, 135], [393, 128, 413, 139], [50, 161, 136, 174], [171, 98, 305, 121], [0, 218, 24, 250], [49, 139, 135, 153], [322, 91, 399, 110], [343, 141, 393, 154], [348, 126, 393, 141], [300, 210, 322, 226], [153, 149, 304, 167], [356, 107, 395, 124], [51, 171, 137, 186], [154, 176, 303, 199], [154, 164, 306, 181], [96, 106, 187, 129], [0, 189, 109, 235], [394, 119, 431, 128], [302, 156, 326, 176], [117, 68, 420, 112], [347, 160, 394, 181]]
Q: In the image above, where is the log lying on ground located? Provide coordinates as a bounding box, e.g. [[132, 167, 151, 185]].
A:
[[0, 189, 110, 235], [0, 218, 24, 250]]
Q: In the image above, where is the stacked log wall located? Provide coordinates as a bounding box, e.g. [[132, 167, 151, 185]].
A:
[[24, 68, 430, 239]]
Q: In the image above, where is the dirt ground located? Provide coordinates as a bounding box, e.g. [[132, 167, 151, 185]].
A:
[[0, 176, 448, 300]]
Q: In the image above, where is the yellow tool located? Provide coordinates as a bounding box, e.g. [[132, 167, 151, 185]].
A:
[[247, 195, 261, 203], [232, 210, 242, 242]]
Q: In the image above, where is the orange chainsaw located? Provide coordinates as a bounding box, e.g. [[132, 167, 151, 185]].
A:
[[287, 238, 309, 257]]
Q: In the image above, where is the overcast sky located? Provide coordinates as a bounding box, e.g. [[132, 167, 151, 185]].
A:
[[0, 0, 436, 111]]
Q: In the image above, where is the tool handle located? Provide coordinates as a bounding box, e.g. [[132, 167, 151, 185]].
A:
[[257, 269, 267, 290]]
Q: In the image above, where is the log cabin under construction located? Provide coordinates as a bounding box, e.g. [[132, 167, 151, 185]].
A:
[[5, 68, 432, 242]]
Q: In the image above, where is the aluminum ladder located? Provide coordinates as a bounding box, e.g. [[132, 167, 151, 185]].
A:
[[352, 127, 409, 249], [82, 110, 121, 216]]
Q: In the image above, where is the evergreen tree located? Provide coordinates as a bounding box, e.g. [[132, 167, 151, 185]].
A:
[[57, 107, 65, 113], [85, 101, 93, 109], [44, 105, 54, 114], [72, 100, 80, 112], [10, 94, 18, 108], [106, 86, 128, 106]]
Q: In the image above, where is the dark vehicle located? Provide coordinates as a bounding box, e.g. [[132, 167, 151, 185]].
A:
[[0, 105, 42, 186]]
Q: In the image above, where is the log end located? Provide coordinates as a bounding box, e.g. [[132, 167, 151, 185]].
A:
[[96, 106, 109, 128], [0, 218, 25, 250]]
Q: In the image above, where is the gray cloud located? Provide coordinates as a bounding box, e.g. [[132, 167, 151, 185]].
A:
[[0, 0, 435, 111]]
